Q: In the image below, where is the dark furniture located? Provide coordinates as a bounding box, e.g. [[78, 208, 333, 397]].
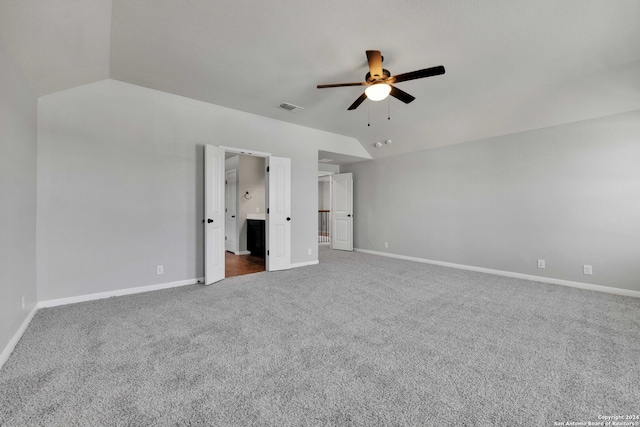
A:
[[247, 219, 265, 258]]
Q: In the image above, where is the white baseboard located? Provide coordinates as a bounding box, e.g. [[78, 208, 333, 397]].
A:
[[1, 277, 204, 370], [290, 260, 319, 268], [0, 304, 39, 370], [354, 248, 640, 299], [38, 277, 204, 308], [229, 250, 250, 255]]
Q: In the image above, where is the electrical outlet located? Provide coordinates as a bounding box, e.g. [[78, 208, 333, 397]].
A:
[[537, 259, 545, 269], [308, 248, 312, 256], [21, 295, 25, 310], [156, 265, 164, 275], [583, 265, 593, 275], [384, 242, 388, 249]]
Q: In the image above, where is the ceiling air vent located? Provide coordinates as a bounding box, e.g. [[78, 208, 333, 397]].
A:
[[279, 102, 304, 112]]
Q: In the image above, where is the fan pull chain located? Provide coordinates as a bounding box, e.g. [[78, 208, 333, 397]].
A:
[[388, 97, 391, 120], [368, 105, 370, 127]]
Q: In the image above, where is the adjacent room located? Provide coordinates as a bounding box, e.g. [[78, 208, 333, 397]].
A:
[[1, 1, 639, 425]]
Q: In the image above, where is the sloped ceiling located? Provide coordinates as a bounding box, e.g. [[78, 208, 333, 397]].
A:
[[1, 0, 639, 160], [0, 0, 112, 96]]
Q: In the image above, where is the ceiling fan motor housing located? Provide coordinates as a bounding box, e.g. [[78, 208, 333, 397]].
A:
[[366, 69, 391, 83]]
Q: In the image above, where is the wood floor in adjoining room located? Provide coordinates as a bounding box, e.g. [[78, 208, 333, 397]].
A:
[[225, 251, 265, 277]]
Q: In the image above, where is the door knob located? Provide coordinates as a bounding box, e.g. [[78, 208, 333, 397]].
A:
[[231, 215, 235, 218], [286, 217, 291, 221], [207, 219, 213, 223], [347, 214, 351, 217]]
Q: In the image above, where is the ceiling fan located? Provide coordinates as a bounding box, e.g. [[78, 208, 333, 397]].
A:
[[317, 50, 445, 110]]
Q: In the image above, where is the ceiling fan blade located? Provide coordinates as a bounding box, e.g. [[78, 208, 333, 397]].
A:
[[390, 65, 445, 84], [366, 50, 384, 79], [347, 93, 368, 110], [317, 82, 367, 89], [389, 86, 415, 104]]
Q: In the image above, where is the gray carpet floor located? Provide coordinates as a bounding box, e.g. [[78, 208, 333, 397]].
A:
[[1, 247, 639, 426]]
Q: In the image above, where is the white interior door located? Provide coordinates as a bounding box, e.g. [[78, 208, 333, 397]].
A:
[[205, 144, 225, 284], [331, 172, 353, 251], [225, 169, 237, 253], [266, 156, 291, 271]]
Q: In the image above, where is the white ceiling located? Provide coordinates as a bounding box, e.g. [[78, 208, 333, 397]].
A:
[[2, 0, 639, 161]]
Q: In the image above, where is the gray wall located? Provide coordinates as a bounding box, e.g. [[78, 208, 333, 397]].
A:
[[318, 182, 324, 210], [238, 155, 265, 252], [318, 163, 339, 174], [318, 180, 330, 211], [0, 42, 37, 353], [225, 154, 239, 171], [37, 79, 369, 301], [343, 109, 640, 292]]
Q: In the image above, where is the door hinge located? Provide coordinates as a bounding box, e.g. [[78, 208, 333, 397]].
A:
[[267, 208, 269, 214], [225, 180, 228, 184], [267, 250, 269, 256], [266, 166, 269, 172]]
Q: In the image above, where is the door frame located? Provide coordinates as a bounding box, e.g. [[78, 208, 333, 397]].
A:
[[318, 173, 333, 245], [220, 146, 271, 158]]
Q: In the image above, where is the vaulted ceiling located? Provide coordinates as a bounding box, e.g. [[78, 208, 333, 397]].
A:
[[2, 0, 639, 160]]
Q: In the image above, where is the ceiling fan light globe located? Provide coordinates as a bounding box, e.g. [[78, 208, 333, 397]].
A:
[[365, 83, 391, 101]]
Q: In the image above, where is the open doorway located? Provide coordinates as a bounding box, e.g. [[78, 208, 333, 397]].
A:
[[317, 172, 354, 251], [318, 151, 355, 253], [318, 173, 332, 245], [225, 153, 266, 277], [205, 144, 291, 285]]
